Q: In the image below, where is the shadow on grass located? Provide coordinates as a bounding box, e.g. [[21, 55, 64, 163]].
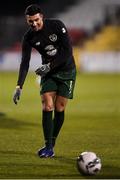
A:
[[0, 114, 38, 129], [0, 152, 120, 179], [0, 172, 79, 179], [85, 165, 120, 179], [0, 163, 120, 179], [0, 112, 6, 116]]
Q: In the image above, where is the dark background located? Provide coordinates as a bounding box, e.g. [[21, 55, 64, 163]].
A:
[[0, 0, 120, 50], [1, 1, 46, 15], [0, 0, 80, 49], [0, 0, 79, 16]]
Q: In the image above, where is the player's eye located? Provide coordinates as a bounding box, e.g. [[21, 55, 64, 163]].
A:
[[29, 20, 34, 24], [35, 18, 39, 22]]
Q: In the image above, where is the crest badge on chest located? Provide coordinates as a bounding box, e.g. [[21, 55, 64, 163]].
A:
[[49, 34, 57, 42]]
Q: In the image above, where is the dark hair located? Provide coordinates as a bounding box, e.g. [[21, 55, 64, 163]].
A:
[[25, 4, 42, 15]]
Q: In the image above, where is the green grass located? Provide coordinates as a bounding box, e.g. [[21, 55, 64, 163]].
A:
[[0, 72, 120, 179]]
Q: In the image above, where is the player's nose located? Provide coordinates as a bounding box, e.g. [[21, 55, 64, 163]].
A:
[[33, 21, 37, 26]]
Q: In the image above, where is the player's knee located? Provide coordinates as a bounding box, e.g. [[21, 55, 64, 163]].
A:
[[55, 102, 66, 112], [42, 104, 54, 111]]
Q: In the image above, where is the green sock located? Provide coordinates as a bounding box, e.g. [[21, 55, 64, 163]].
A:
[[42, 111, 53, 149], [52, 111, 64, 146]]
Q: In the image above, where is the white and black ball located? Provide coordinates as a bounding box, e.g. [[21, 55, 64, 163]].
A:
[[77, 151, 102, 175]]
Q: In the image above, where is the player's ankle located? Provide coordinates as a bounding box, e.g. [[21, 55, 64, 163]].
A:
[[45, 144, 53, 150], [52, 137, 56, 147]]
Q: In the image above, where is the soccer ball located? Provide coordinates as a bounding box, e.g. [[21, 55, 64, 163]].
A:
[[77, 151, 102, 175]]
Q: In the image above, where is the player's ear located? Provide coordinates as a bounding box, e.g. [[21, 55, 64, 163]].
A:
[[26, 15, 30, 24], [39, 13, 43, 19]]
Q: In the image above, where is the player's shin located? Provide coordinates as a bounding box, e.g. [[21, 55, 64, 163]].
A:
[[52, 111, 64, 146], [42, 111, 53, 149]]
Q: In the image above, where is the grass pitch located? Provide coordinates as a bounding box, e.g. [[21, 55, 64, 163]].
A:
[[0, 72, 120, 179]]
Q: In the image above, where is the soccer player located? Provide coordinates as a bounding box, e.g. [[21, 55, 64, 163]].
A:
[[13, 4, 76, 158]]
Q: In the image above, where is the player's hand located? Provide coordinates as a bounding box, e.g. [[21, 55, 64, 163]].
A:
[[35, 63, 50, 76], [13, 86, 22, 105]]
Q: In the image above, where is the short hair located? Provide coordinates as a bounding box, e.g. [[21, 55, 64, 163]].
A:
[[25, 4, 42, 16]]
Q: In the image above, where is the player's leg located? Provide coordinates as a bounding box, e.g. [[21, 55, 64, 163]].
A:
[[38, 91, 56, 157], [52, 78, 76, 147], [38, 77, 57, 157], [42, 91, 56, 146]]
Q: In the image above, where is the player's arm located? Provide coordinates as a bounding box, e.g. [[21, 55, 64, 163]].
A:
[[13, 36, 32, 105], [17, 37, 32, 88]]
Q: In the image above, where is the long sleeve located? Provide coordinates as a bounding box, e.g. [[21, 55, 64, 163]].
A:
[[17, 36, 32, 88]]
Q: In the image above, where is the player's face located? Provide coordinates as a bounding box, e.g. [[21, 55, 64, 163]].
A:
[[26, 13, 43, 31]]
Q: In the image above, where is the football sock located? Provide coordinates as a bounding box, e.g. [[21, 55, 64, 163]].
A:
[[42, 111, 53, 149], [52, 110, 64, 146]]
